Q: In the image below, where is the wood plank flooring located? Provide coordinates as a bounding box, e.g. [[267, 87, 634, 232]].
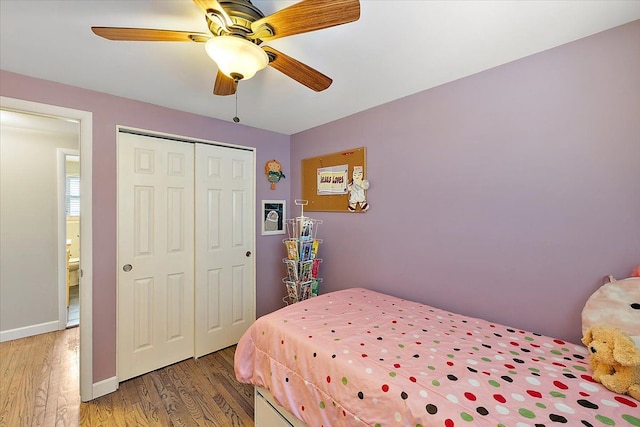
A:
[[0, 328, 255, 426]]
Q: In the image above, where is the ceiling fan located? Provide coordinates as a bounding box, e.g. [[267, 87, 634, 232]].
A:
[[92, 0, 360, 96]]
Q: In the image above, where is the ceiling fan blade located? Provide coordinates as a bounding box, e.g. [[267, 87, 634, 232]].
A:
[[250, 0, 360, 41], [213, 70, 237, 96], [91, 27, 211, 42], [192, 0, 235, 31], [262, 46, 332, 92]]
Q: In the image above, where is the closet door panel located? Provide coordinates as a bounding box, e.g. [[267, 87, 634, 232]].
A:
[[118, 132, 195, 381], [118, 132, 255, 373], [195, 144, 255, 358]]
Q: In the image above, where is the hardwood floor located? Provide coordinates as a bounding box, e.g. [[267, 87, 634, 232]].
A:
[[0, 328, 255, 426]]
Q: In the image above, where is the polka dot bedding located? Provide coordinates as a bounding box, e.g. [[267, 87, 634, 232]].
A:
[[234, 288, 639, 427]]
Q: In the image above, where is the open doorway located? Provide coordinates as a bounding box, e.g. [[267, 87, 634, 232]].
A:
[[1, 110, 79, 334], [1, 97, 94, 401], [61, 152, 81, 327]]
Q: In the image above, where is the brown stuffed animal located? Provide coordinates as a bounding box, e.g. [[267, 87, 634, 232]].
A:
[[582, 325, 640, 401]]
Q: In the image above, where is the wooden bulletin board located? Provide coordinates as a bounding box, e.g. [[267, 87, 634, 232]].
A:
[[302, 147, 366, 212]]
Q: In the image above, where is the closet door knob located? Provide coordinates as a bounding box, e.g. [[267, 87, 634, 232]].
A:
[[245, 251, 252, 257], [123, 264, 133, 272]]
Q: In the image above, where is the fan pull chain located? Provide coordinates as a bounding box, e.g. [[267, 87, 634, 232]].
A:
[[233, 90, 240, 123]]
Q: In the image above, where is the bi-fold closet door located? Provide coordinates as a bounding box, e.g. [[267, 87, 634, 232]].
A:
[[117, 131, 255, 381]]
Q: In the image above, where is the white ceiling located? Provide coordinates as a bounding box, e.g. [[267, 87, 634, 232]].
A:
[[1, 1, 639, 135], [0, 109, 79, 135]]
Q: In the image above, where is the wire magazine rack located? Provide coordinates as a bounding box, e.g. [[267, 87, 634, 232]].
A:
[[282, 200, 323, 305]]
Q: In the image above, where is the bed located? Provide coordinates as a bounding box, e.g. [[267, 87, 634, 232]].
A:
[[235, 288, 639, 426]]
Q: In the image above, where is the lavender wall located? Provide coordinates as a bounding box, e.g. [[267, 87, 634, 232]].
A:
[[1, 19, 638, 385], [290, 21, 640, 345], [0, 70, 290, 382]]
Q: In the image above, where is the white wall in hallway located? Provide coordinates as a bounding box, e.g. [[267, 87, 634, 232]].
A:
[[0, 119, 78, 335]]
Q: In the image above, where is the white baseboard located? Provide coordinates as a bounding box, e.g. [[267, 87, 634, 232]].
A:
[[92, 376, 118, 399], [0, 320, 59, 343]]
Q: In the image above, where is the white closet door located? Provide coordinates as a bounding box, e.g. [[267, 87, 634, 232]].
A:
[[117, 132, 195, 381], [195, 143, 255, 358]]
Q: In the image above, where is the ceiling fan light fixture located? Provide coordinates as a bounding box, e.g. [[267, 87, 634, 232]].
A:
[[205, 36, 268, 81]]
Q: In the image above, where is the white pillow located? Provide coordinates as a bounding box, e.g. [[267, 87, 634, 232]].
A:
[[581, 275, 640, 346]]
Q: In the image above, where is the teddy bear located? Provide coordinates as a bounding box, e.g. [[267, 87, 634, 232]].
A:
[[582, 325, 640, 401]]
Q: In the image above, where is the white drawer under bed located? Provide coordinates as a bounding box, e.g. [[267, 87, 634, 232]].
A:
[[254, 386, 307, 427]]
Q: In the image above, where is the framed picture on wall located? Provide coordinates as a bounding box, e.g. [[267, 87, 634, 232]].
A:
[[261, 200, 286, 235]]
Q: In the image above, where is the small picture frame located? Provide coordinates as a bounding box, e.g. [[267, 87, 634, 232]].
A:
[[261, 200, 286, 235]]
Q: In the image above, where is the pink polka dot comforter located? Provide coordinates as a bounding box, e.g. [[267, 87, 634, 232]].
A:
[[235, 288, 639, 427]]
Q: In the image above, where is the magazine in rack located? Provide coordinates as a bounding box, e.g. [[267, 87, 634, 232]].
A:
[[282, 200, 323, 305]]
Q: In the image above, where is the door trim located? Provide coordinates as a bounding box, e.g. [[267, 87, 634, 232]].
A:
[[118, 127, 256, 151], [0, 97, 94, 402]]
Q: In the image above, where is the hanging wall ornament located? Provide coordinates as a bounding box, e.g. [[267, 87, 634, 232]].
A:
[[265, 159, 285, 190]]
